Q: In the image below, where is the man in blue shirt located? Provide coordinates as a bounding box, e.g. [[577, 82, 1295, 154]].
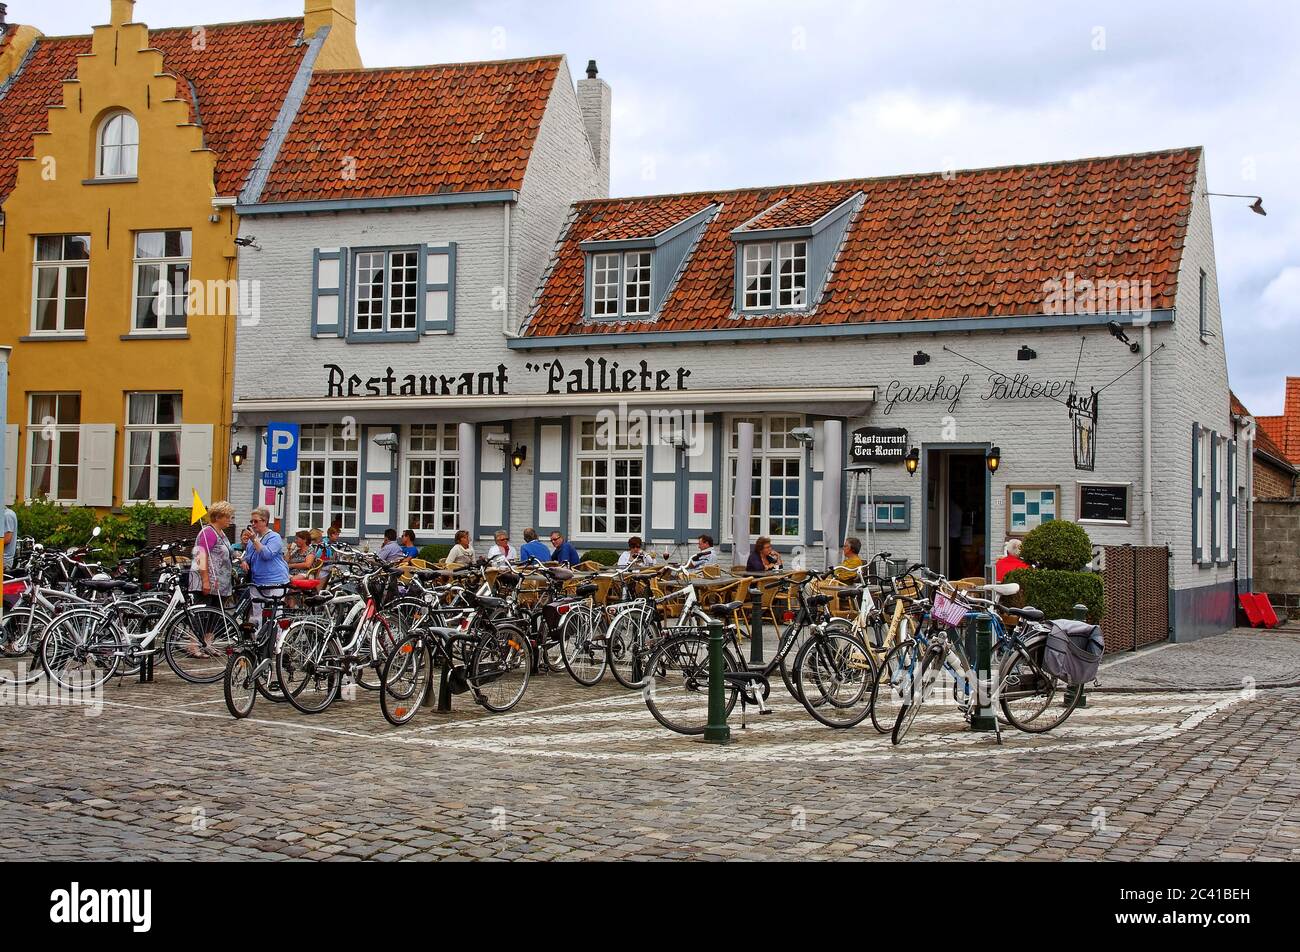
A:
[[550, 531, 582, 567], [241, 507, 289, 621], [2, 505, 18, 574], [519, 528, 551, 564]]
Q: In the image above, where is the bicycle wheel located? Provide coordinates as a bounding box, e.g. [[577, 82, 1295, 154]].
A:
[[642, 633, 739, 736], [892, 647, 941, 745], [469, 622, 532, 713], [559, 606, 608, 687], [277, 620, 341, 715], [871, 640, 923, 735], [355, 616, 397, 692], [224, 651, 258, 719], [163, 606, 241, 685], [39, 609, 123, 692], [998, 637, 1081, 733], [607, 609, 649, 689], [777, 618, 821, 704], [380, 635, 432, 726], [0, 605, 52, 686], [794, 631, 876, 729]]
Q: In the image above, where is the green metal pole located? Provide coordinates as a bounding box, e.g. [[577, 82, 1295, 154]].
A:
[[1068, 604, 1089, 708], [970, 614, 997, 732], [703, 618, 731, 745]]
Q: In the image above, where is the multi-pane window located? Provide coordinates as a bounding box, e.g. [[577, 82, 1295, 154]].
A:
[[624, 250, 652, 315], [27, 394, 81, 502], [125, 393, 182, 503], [406, 424, 459, 535], [97, 112, 139, 178], [726, 414, 804, 540], [575, 420, 643, 537], [133, 230, 191, 332], [295, 425, 360, 534], [743, 244, 773, 309], [354, 250, 419, 334], [32, 235, 90, 334], [590, 251, 653, 318], [777, 241, 808, 308]]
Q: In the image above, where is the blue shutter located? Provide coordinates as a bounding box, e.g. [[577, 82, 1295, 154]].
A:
[[312, 248, 347, 338], [1191, 423, 1201, 565], [1228, 439, 1238, 562], [420, 243, 456, 335]]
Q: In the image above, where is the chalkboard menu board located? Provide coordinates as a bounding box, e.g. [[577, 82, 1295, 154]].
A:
[[1078, 483, 1131, 524]]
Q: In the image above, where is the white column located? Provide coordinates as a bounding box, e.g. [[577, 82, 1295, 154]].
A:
[[458, 423, 477, 542], [821, 420, 843, 567], [733, 421, 755, 568]]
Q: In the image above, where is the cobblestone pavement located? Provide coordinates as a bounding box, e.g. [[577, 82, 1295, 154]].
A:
[[2, 630, 1298, 861]]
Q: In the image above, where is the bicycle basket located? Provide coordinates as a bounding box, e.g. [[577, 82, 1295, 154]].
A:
[[931, 591, 971, 629]]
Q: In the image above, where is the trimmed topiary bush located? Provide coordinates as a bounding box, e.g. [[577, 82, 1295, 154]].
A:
[[581, 549, 620, 567], [418, 544, 453, 564], [1020, 520, 1093, 571], [1005, 568, 1105, 623]]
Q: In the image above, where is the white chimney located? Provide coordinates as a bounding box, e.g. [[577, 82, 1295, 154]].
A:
[[576, 59, 611, 198]]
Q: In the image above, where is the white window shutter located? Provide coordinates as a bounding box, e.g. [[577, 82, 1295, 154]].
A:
[[421, 243, 456, 335], [180, 424, 214, 505], [313, 248, 346, 338], [79, 424, 117, 507], [4, 424, 18, 505]]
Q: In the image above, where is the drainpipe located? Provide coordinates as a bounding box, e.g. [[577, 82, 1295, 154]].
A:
[[501, 203, 515, 339], [1143, 324, 1153, 546]]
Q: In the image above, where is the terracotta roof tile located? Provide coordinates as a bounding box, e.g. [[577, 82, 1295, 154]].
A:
[[1235, 391, 1296, 469], [523, 148, 1202, 338], [1256, 377, 1300, 462], [585, 197, 716, 242], [257, 56, 562, 204], [0, 19, 308, 200], [736, 190, 855, 232]]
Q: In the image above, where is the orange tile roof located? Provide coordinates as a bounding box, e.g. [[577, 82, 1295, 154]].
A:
[[257, 56, 562, 204], [1233, 392, 1294, 469], [1256, 377, 1300, 463], [522, 147, 1202, 338], [737, 191, 855, 232], [0, 18, 309, 200], [586, 197, 716, 242]]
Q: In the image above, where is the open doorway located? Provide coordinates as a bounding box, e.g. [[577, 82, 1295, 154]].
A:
[[924, 448, 989, 581]]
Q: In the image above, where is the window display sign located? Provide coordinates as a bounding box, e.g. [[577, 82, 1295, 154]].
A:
[[1007, 485, 1060, 536], [850, 427, 909, 465]]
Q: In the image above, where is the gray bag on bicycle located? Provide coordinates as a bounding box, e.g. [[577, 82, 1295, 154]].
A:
[[1043, 620, 1104, 685]]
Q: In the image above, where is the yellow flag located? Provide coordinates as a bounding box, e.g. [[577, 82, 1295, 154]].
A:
[[191, 489, 208, 525]]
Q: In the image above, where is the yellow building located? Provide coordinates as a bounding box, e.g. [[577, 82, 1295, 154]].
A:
[[0, 0, 360, 510]]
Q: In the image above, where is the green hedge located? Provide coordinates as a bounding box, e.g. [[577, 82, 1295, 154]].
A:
[[1005, 568, 1105, 624], [1020, 520, 1093, 571], [581, 549, 620, 567], [417, 544, 453, 564], [9, 499, 194, 564]]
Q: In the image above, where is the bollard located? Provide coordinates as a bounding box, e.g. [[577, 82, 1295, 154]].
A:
[[749, 581, 765, 665], [437, 660, 452, 713], [970, 614, 997, 732], [138, 652, 154, 684], [1067, 604, 1089, 708], [703, 618, 731, 745]]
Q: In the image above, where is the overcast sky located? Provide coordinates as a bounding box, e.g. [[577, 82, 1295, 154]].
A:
[[31, 1, 1300, 413]]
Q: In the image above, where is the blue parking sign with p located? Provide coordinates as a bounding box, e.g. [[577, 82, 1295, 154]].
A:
[[266, 422, 301, 473]]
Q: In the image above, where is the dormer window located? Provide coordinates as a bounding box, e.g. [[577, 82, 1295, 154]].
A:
[[743, 241, 807, 310], [591, 250, 653, 318], [97, 111, 139, 179]]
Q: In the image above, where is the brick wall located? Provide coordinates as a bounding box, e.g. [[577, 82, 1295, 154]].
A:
[[1254, 457, 1297, 500]]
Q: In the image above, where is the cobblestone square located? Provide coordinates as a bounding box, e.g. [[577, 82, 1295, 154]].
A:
[[2, 630, 1297, 861]]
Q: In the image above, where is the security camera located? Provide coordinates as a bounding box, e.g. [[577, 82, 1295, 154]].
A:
[[790, 427, 816, 446], [485, 432, 512, 448], [372, 433, 400, 451]]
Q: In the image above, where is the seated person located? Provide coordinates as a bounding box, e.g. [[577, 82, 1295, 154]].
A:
[[400, 530, 420, 559], [745, 536, 783, 573], [486, 530, 515, 567], [448, 530, 476, 567], [687, 534, 718, 569], [835, 536, 864, 581], [287, 530, 317, 576], [550, 532, 582, 567], [996, 539, 1031, 582], [617, 537, 652, 569], [519, 528, 552, 564], [377, 529, 407, 564]]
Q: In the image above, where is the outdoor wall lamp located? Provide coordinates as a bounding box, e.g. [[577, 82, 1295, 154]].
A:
[[231, 445, 249, 471], [1017, 346, 1037, 361], [511, 446, 528, 471], [986, 446, 1002, 475], [913, 351, 931, 366], [905, 448, 920, 477], [1206, 192, 1267, 217], [789, 427, 816, 447], [1107, 321, 1142, 355]]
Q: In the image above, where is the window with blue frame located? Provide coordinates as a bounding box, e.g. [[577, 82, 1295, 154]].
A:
[[590, 249, 653, 318], [741, 241, 807, 311], [354, 249, 419, 335], [311, 243, 455, 340]]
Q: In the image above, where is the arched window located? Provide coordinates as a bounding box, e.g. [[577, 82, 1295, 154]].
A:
[[97, 111, 139, 178]]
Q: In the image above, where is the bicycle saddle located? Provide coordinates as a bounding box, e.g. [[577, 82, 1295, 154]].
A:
[[304, 593, 333, 608], [808, 593, 833, 609], [548, 567, 575, 581], [708, 602, 745, 618], [1007, 606, 1045, 622], [574, 583, 599, 598], [82, 578, 133, 592], [979, 583, 1021, 598], [836, 587, 864, 599]]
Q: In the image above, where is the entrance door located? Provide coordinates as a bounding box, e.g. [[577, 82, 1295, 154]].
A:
[[925, 449, 989, 580]]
